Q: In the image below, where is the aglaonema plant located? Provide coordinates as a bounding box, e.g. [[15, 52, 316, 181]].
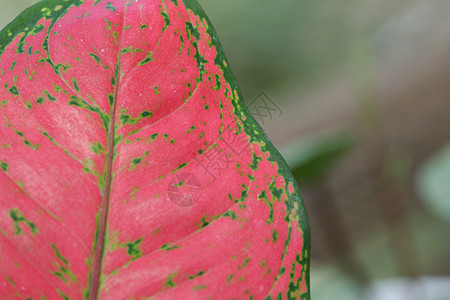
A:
[[0, 0, 310, 299]]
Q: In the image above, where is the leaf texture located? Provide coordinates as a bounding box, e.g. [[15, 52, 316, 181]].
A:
[[0, 0, 310, 299]]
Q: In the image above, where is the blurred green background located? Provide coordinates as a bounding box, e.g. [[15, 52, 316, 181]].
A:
[[2, 1, 450, 299]]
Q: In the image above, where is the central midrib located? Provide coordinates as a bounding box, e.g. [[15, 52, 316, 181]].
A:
[[88, 9, 126, 300], [88, 63, 120, 299]]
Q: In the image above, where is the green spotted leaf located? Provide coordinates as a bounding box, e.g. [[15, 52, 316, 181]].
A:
[[0, 0, 310, 299]]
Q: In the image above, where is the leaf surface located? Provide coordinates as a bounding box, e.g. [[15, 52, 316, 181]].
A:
[[0, 0, 310, 299]]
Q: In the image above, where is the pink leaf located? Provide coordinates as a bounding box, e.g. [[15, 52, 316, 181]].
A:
[[0, 0, 310, 299]]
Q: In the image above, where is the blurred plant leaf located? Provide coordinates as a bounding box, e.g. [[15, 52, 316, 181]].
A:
[[416, 142, 450, 221], [280, 130, 354, 185]]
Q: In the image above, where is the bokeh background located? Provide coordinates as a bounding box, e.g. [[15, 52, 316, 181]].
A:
[[2, 1, 450, 299]]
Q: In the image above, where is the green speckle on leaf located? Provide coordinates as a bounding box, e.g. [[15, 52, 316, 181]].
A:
[[138, 52, 153, 65], [186, 125, 196, 134], [72, 78, 80, 91], [89, 53, 101, 64], [164, 272, 177, 287], [215, 74, 221, 90], [5, 276, 14, 286], [24, 139, 39, 150], [227, 274, 234, 284], [120, 109, 152, 125], [90, 142, 104, 154], [222, 211, 239, 221], [0, 161, 8, 172], [129, 151, 148, 171], [121, 46, 143, 54], [257, 190, 274, 224], [106, 2, 116, 11], [161, 243, 179, 251], [160, 7, 170, 32], [249, 152, 262, 171], [17, 180, 24, 190], [176, 163, 187, 170], [108, 94, 114, 105], [268, 181, 283, 201], [29, 24, 45, 36], [185, 21, 200, 40], [53, 271, 68, 283], [198, 216, 210, 228], [141, 111, 152, 118], [272, 229, 279, 242], [55, 63, 70, 73], [124, 238, 143, 260], [8, 86, 19, 95], [53, 265, 77, 284], [44, 90, 56, 102], [51, 243, 69, 266], [188, 270, 205, 280], [238, 257, 250, 269], [9, 209, 38, 235], [42, 131, 55, 142], [56, 290, 70, 300], [148, 133, 159, 143], [132, 158, 142, 165], [10, 61, 17, 71]]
